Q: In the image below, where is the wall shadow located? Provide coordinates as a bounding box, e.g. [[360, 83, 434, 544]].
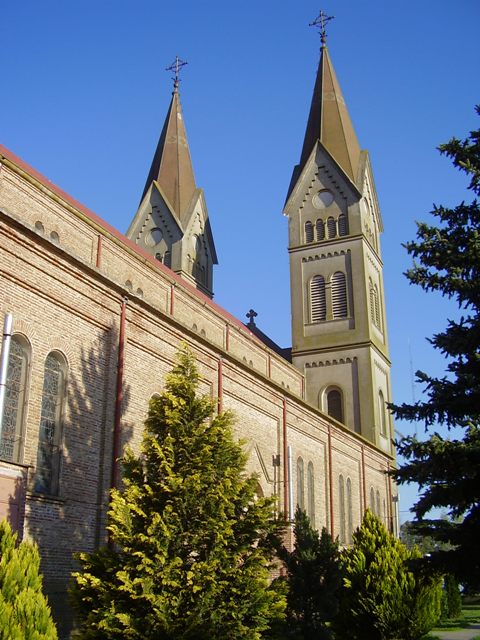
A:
[[26, 323, 133, 638]]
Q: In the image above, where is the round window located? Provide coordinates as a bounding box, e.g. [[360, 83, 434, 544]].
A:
[[146, 227, 163, 247], [312, 190, 334, 209]]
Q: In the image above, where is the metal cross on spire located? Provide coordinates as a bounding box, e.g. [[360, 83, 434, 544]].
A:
[[309, 10, 335, 46], [246, 309, 258, 327], [165, 55, 188, 92]]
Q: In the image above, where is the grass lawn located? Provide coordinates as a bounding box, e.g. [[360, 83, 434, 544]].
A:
[[422, 604, 480, 639]]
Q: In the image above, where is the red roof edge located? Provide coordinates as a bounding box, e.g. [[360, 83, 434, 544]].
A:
[[0, 143, 286, 356]]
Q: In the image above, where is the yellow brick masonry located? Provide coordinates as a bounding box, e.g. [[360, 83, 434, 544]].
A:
[[0, 149, 395, 632]]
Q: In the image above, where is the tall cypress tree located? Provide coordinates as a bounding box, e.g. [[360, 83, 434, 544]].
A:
[[333, 510, 442, 640], [390, 108, 480, 587], [71, 346, 285, 639], [0, 519, 57, 640], [277, 507, 341, 640]]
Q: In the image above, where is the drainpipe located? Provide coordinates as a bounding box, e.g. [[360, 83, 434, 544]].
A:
[[283, 397, 289, 519], [110, 298, 127, 493], [287, 445, 294, 521], [0, 313, 13, 440]]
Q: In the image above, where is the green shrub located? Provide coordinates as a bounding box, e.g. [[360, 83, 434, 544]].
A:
[[0, 519, 57, 639]]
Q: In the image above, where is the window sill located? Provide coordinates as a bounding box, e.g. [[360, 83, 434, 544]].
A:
[[26, 491, 65, 505]]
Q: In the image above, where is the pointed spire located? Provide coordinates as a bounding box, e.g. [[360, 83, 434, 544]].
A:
[[140, 57, 196, 221], [298, 17, 361, 185]]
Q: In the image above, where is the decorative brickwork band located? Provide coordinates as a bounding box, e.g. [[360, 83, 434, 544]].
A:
[[328, 424, 334, 537], [217, 358, 223, 414]]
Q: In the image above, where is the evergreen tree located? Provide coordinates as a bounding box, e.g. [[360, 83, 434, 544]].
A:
[[71, 346, 285, 639], [0, 519, 57, 640], [333, 510, 442, 640], [442, 574, 462, 620], [277, 507, 341, 640], [390, 107, 480, 587]]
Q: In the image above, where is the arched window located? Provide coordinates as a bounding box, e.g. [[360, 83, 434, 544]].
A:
[[305, 221, 313, 243], [297, 457, 305, 510], [338, 214, 348, 236], [376, 490, 381, 519], [374, 284, 381, 328], [34, 352, 67, 495], [0, 335, 30, 462], [307, 461, 315, 527], [327, 216, 336, 238], [315, 219, 325, 241], [339, 474, 346, 544], [379, 390, 387, 437], [346, 477, 353, 544], [331, 272, 348, 318], [326, 387, 343, 423], [370, 487, 376, 513], [310, 276, 326, 322]]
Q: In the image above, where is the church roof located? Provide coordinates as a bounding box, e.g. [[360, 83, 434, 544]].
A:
[[140, 87, 196, 225], [297, 43, 361, 186]]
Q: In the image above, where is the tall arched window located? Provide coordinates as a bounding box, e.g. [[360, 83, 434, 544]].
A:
[[339, 474, 346, 544], [370, 487, 376, 514], [35, 352, 67, 495], [331, 272, 347, 318], [297, 457, 305, 510], [376, 490, 381, 519], [327, 216, 336, 238], [305, 221, 313, 243], [310, 276, 326, 322], [326, 388, 343, 423], [307, 461, 315, 527], [315, 219, 325, 241], [338, 214, 348, 236], [374, 284, 381, 328], [346, 477, 353, 544], [379, 390, 387, 437], [0, 335, 30, 462]]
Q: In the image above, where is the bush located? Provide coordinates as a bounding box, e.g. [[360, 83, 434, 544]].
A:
[[0, 519, 57, 639]]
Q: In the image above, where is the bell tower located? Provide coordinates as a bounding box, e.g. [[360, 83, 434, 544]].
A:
[[127, 57, 217, 298], [284, 14, 393, 452]]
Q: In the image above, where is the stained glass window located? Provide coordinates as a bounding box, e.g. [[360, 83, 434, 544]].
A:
[[0, 337, 28, 462], [297, 457, 304, 510], [35, 352, 66, 494]]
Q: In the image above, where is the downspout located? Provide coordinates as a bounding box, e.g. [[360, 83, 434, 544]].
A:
[[328, 424, 334, 537], [283, 397, 289, 520], [0, 313, 13, 440], [110, 298, 127, 494], [287, 445, 294, 521]]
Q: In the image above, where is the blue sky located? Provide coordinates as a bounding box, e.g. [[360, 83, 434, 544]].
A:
[[1, 0, 479, 522]]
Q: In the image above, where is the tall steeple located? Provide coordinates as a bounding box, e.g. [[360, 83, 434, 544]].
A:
[[127, 57, 217, 298], [139, 79, 196, 224], [298, 44, 361, 185], [284, 14, 394, 452]]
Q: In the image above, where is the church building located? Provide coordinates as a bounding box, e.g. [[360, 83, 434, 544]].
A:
[[0, 20, 396, 633]]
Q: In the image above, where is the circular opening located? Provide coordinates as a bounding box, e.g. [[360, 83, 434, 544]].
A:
[[146, 227, 163, 247], [312, 190, 334, 209]]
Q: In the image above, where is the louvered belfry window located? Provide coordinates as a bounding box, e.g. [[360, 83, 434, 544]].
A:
[[305, 221, 314, 243], [327, 216, 336, 238], [310, 276, 326, 322], [331, 271, 347, 318], [316, 219, 325, 241], [338, 214, 348, 236]]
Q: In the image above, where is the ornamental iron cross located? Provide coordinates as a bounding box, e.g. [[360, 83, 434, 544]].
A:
[[166, 55, 188, 90], [246, 309, 258, 327], [309, 10, 335, 45]]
